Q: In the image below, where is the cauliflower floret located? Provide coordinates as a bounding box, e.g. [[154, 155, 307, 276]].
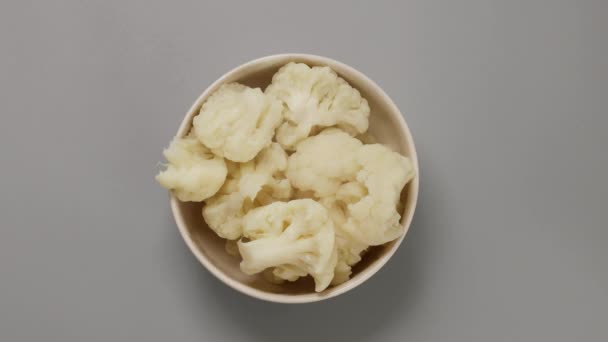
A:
[[193, 83, 283, 162], [203, 143, 291, 240], [156, 134, 227, 202], [271, 264, 309, 283], [288, 130, 415, 246], [286, 129, 362, 198], [320, 182, 369, 285], [238, 143, 292, 202], [266, 63, 370, 150], [238, 199, 338, 292], [203, 191, 247, 240], [341, 144, 416, 246]]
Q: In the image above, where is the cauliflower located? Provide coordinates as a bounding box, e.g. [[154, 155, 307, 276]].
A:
[[203, 193, 246, 240], [320, 182, 369, 285], [238, 199, 338, 292], [287, 130, 415, 246], [286, 129, 362, 198], [157, 62, 417, 292], [341, 144, 416, 246], [156, 134, 227, 202], [266, 63, 370, 150], [261, 266, 309, 285], [237, 143, 292, 202], [193, 83, 283, 162], [202, 143, 291, 239]]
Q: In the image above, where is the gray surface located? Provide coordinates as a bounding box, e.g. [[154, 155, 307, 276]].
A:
[[1, 0, 606, 341]]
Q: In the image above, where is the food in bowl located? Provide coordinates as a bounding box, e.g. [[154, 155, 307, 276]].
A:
[[157, 62, 416, 292]]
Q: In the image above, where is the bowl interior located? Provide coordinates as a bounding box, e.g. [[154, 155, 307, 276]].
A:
[[171, 55, 419, 303]]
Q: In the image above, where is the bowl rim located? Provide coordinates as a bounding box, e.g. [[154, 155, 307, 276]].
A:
[[169, 53, 420, 304]]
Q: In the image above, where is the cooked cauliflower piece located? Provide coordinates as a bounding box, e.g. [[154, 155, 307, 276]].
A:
[[238, 199, 338, 292], [156, 134, 227, 202], [320, 183, 369, 285], [193, 83, 283, 162], [342, 144, 416, 246], [266, 63, 370, 150], [270, 264, 309, 283], [203, 143, 291, 240], [203, 191, 247, 240], [286, 129, 362, 198], [332, 240, 367, 285], [237, 143, 292, 202], [288, 130, 415, 246]]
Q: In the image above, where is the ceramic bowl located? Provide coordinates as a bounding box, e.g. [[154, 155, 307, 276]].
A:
[[169, 54, 419, 303]]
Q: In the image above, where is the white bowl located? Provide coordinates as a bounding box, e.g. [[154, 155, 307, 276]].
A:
[[169, 54, 419, 303]]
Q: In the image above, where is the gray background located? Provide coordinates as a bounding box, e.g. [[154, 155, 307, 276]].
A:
[[1, 0, 606, 341]]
